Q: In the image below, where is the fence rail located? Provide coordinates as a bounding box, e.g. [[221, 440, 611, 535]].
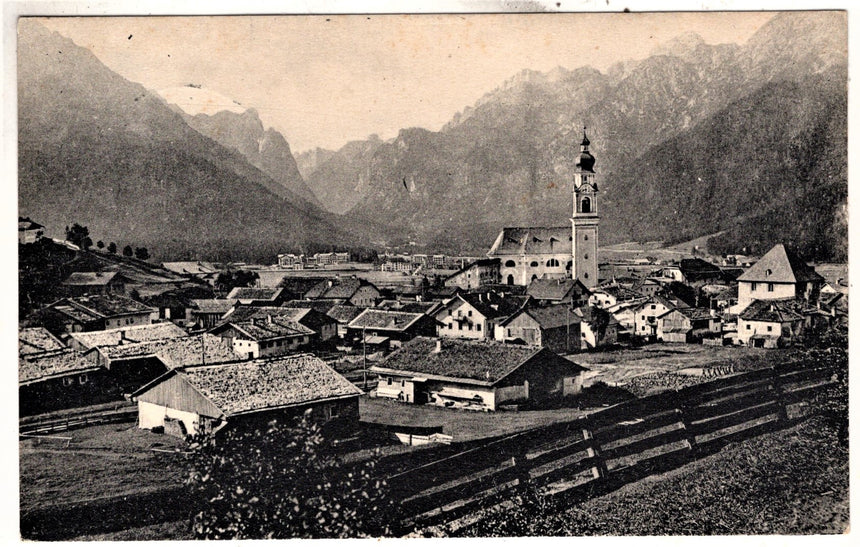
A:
[[384, 360, 838, 533]]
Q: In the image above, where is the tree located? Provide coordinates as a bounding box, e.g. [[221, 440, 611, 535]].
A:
[[107, 242, 117, 254], [82, 237, 93, 250], [96, 240, 105, 249], [122, 245, 133, 257], [65, 223, 89, 249], [134, 247, 150, 261], [186, 413, 391, 539], [215, 270, 259, 293]]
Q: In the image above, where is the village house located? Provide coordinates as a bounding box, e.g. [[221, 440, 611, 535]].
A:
[[210, 316, 315, 359], [143, 285, 215, 323], [631, 278, 664, 298], [735, 244, 825, 312], [190, 299, 238, 328], [18, 217, 45, 244], [346, 309, 439, 348], [633, 295, 677, 339], [29, 295, 155, 336], [656, 307, 722, 343], [325, 305, 365, 338], [277, 277, 330, 300], [62, 271, 130, 297], [496, 305, 581, 353], [304, 277, 380, 307], [220, 305, 338, 342], [526, 277, 590, 307], [19, 327, 66, 356], [19, 349, 117, 415], [67, 321, 188, 352], [135, 354, 362, 437], [91, 333, 238, 393], [737, 298, 808, 348], [371, 337, 588, 410], [574, 306, 619, 349], [589, 284, 642, 309], [225, 287, 289, 307], [679, 258, 725, 286], [434, 292, 522, 341], [443, 258, 501, 290], [605, 299, 647, 339]]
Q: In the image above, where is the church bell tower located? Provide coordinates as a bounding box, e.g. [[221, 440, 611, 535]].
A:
[[571, 128, 599, 288]]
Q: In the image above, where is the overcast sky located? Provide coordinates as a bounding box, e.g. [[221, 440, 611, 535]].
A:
[[38, 12, 776, 153]]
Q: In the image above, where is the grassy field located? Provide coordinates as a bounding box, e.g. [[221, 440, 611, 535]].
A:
[[20, 423, 186, 516], [453, 415, 848, 536]]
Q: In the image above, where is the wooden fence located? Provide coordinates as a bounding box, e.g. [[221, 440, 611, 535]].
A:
[[381, 360, 837, 533], [19, 401, 137, 435]]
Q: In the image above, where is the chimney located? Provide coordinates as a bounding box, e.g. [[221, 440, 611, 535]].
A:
[[119, 330, 126, 344], [485, 370, 490, 380], [328, 280, 334, 288], [433, 339, 442, 353], [266, 314, 272, 325]]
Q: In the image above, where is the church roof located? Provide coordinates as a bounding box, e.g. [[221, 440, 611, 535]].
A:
[[488, 227, 571, 256], [737, 244, 825, 284]]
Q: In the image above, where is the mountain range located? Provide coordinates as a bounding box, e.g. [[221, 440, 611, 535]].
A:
[[298, 11, 847, 261], [18, 12, 848, 263], [17, 20, 360, 262]]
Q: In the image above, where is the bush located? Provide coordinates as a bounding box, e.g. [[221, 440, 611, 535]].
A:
[[186, 412, 392, 539]]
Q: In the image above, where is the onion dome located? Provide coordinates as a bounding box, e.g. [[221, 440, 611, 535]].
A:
[[575, 127, 595, 173]]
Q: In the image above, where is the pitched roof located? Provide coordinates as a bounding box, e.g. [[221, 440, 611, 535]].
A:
[[226, 287, 283, 302], [347, 309, 428, 332], [191, 299, 237, 314], [220, 317, 315, 341], [220, 305, 308, 324], [592, 285, 641, 301], [373, 337, 586, 385], [19, 349, 102, 384], [69, 322, 188, 349], [278, 277, 331, 298], [326, 305, 365, 323], [375, 300, 438, 314], [63, 271, 120, 286], [739, 298, 806, 323], [49, 295, 155, 320], [282, 299, 337, 314], [19, 327, 66, 356], [19, 217, 44, 231], [488, 227, 571, 256], [305, 278, 375, 300], [676, 307, 716, 321], [169, 355, 361, 416], [679, 258, 722, 276], [737, 244, 825, 284], [526, 277, 589, 301], [99, 334, 237, 369], [519, 306, 580, 329]]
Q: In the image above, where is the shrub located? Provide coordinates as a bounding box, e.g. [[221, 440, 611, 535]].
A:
[[186, 412, 391, 539]]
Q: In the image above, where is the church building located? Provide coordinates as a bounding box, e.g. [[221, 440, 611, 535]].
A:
[[488, 129, 600, 288]]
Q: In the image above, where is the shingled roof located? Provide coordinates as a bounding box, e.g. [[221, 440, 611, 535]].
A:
[[502, 305, 580, 329], [739, 298, 807, 323], [737, 244, 825, 284], [19, 327, 66, 356], [51, 295, 155, 319], [191, 299, 238, 314], [226, 287, 284, 302], [348, 309, 427, 332], [220, 317, 315, 341], [372, 337, 586, 385], [305, 278, 375, 300], [488, 227, 571, 256], [69, 322, 188, 350], [326, 305, 365, 324], [526, 277, 589, 301], [19, 349, 102, 384], [99, 334, 237, 369], [146, 355, 361, 416]]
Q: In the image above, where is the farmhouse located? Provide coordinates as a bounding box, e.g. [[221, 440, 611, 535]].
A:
[[434, 292, 522, 341], [574, 306, 619, 349], [62, 271, 130, 297], [443, 258, 501, 290], [304, 277, 380, 307], [135, 354, 362, 437], [736, 244, 825, 312], [190, 299, 237, 328], [496, 305, 581, 353], [67, 321, 187, 351], [19, 349, 116, 415], [225, 287, 288, 307], [143, 285, 215, 322], [737, 298, 808, 348], [656, 307, 721, 343], [346, 309, 439, 347], [91, 333, 237, 392], [526, 277, 590, 307], [29, 295, 155, 336], [371, 337, 588, 411], [633, 295, 677, 338], [220, 305, 338, 341], [326, 305, 365, 338], [18, 217, 45, 244], [210, 317, 315, 359], [589, 285, 642, 309]]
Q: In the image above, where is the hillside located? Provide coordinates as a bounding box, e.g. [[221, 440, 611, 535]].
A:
[[303, 11, 846, 259], [18, 20, 354, 262], [302, 136, 385, 214]]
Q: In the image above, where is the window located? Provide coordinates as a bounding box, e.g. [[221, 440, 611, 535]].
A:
[[746, 324, 751, 330], [62, 376, 74, 387], [477, 324, 482, 332], [581, 197, 591, 213], [546, 258, 560, 267], [387, 378, 392, 386], [79, 373, 88, 385], [767, 325, 773, 332], [651, 305, 656, 310], [530, 261, 539, 268], [400, 379, 405, 387], [505, 260, 516, 267], [468, 310, 472, 317], [507, 329, 511, 337], [584, 272, 589, 279], [642, 315, 645, 320], [584, 253, 588, 259], [768, 283, 774, 292], [751, 282, 757, 291], [584, 235, 588, 241]]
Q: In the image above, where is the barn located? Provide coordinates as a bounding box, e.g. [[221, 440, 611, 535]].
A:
[[134, 354, 362, 437]]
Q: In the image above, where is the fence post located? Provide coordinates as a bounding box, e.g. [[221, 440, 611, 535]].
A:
[[676, 390, 698, 458], [582, 423, 608, 480], [771, 366, 790, 423]]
